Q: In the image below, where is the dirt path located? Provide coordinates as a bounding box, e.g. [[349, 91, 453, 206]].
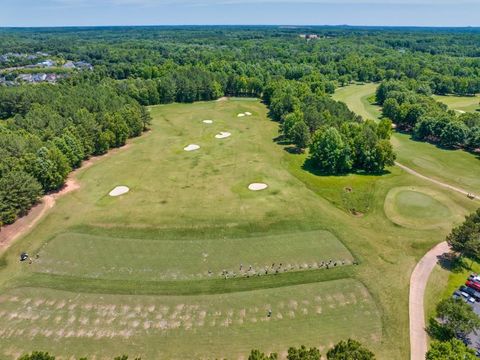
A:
[[395, 161, 478, 200], [409, 241, 450, 360], [0, 143, 133, 254]]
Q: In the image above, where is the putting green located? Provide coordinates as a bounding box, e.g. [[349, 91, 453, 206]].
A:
[[384, 186, 465, 230]]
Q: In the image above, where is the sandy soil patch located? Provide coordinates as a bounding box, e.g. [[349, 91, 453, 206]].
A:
[[248, 183, 268, 191], [109, 186, 130, 197], [215, 132, 231, 139], [0, 141, 136, 254], [184, 144, 200, 152]]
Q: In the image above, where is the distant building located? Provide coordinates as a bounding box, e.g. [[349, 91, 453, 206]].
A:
[[63, 61, 76, 69], [300, 34, 320, 40], [74, 61, 93, 70], [46, 73, 57, 82], [63, 60, 93, 70], [39, 59, 55, 67]]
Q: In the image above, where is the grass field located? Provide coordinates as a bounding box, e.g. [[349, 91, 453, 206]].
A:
[[333, 83, 381, 121], [0, 97, 477, 359], [0, 280, 381, 359], [334, 83, 480, 195], [384, 186, 467, 230], [433, 94, 480, 113], [334, 83, 480, 345]]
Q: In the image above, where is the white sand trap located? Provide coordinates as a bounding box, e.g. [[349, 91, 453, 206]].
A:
[[244, 112, 252, 116], [237, 113, 246, 117], [248, 183, 268, 191], [109, 186, 129, 197], [456, 110, 466, 114], [184, 144, 200, 151], [203, 120, 213, 124], [215, 132, 231, 139]]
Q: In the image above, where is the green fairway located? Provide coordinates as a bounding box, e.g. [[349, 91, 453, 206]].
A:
[[433, 94, 480, 113], [0, 97, 476, 360], [0, 99, 382, 359], [333, 83, 382, 121], [333, 83, 480, 196], [332, 82, 480, 348], [392, 133, 480, 195]]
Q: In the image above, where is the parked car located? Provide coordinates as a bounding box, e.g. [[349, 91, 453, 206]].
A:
[[460, 285, 480, 301], [466, 280, 480, 292]]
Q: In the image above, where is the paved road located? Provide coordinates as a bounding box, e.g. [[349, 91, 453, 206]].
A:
[[409, 241, 450, 360]]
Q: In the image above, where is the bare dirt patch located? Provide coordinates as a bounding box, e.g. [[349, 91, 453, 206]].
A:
[[0, 142, 135, 254]]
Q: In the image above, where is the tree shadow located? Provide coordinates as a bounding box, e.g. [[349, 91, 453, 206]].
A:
[[301, 157, 391, 177], [437, 252, 470, 273], [283, 146, 303, 155], [272, 135, 291, 146], [427, 317, 454, 341], [395, 129, 480, 160]]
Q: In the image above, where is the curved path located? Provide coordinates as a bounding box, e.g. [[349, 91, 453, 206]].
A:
[[395, 161, 478, 200], [399, 161, 477, 360], [409, 241, 450, 360], [0, 179, 79, 253], [0, 143, 133, 254]]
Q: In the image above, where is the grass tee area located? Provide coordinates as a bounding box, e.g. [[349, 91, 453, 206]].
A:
[[0, 97, 477, 359]]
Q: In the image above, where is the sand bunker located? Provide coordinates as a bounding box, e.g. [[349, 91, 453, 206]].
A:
[[203, 120, 213, 124], [184, 144, 200, 151], [237, 113, 246, 117], [456, 110, 466, 114], [248, 183, 268, 191], [215, 132, 231, 139], [244, 112, 252, 116], [109, 186, 130, 197]]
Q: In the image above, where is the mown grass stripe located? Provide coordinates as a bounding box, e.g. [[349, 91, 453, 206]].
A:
[[8, 266, 355, 296]]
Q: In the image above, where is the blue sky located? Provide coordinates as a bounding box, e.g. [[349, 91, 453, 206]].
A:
[[1, 0, 479, 27]]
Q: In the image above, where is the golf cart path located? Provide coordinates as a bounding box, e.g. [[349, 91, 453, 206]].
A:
[[401, 160, 478, 360], [409, 241, 450, 360], [395, 161, 478, 200], [0, 143, 133, 254]]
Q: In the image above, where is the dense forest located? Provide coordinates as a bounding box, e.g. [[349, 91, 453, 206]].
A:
[[0, 26, 479, 226]]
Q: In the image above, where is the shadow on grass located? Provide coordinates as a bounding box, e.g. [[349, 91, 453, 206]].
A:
[[427, 317, 454, 341], [301, 157, 391, 177], [437, 253, 470, 273], [283, 146, 304, 155], [395, 129, 480, 160]]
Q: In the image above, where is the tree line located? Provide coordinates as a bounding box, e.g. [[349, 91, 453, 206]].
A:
[[377, 80, 480, 151], [0, 80, 151, 227], [266, 79, 395, 175], [2, 26, 480, 227], [426, 208, 480, 359], [17, 338, 375, 360]]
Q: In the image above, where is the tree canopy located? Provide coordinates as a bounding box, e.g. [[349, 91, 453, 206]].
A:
[[426, 338, 477, 360]]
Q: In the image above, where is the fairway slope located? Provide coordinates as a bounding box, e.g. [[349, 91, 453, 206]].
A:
[[0, 99, 384, 359]]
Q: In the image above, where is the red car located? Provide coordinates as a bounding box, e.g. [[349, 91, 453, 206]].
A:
[[466, 280, 480, 292]]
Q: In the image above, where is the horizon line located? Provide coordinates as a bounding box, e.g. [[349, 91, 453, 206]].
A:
[[1, 24, 480, 29]]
